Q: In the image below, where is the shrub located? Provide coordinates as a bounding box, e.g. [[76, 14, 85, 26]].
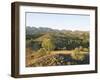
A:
[[71, 48, 85, 61], [83, 48, 89, 52], [42, 38, 55, 51], [38, 48, 47, 56], [79, 46, 83, 51]]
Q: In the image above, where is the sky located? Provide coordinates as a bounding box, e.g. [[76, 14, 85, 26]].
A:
[[26, 12, 90, 31]]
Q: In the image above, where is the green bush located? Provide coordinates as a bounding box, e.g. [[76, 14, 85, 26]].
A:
[[38, 48, 47, 56], [83, 48, 89, 52], [71, 48, 84, 61]]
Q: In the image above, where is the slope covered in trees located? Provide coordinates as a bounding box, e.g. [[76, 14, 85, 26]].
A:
[[26, 27, 89, 67]]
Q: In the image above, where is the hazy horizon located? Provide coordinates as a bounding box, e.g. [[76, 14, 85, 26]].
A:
[[26, 26, 89, 32], [26, 12, 90, 31]]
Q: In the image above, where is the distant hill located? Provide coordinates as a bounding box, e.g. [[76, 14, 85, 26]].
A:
[[26, 26, 89, 40], [26, 26, 57, 35], [26, 26, 89, 35]]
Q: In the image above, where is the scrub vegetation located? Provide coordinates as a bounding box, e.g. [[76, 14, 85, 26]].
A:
[[26, 27, 89, 67]]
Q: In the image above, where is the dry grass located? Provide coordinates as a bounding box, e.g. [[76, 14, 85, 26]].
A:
[[26, 49, 89, 67], [51, 50, 88, 55]]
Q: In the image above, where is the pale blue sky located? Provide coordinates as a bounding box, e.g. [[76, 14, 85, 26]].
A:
[[26, 12, 90, 31]]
